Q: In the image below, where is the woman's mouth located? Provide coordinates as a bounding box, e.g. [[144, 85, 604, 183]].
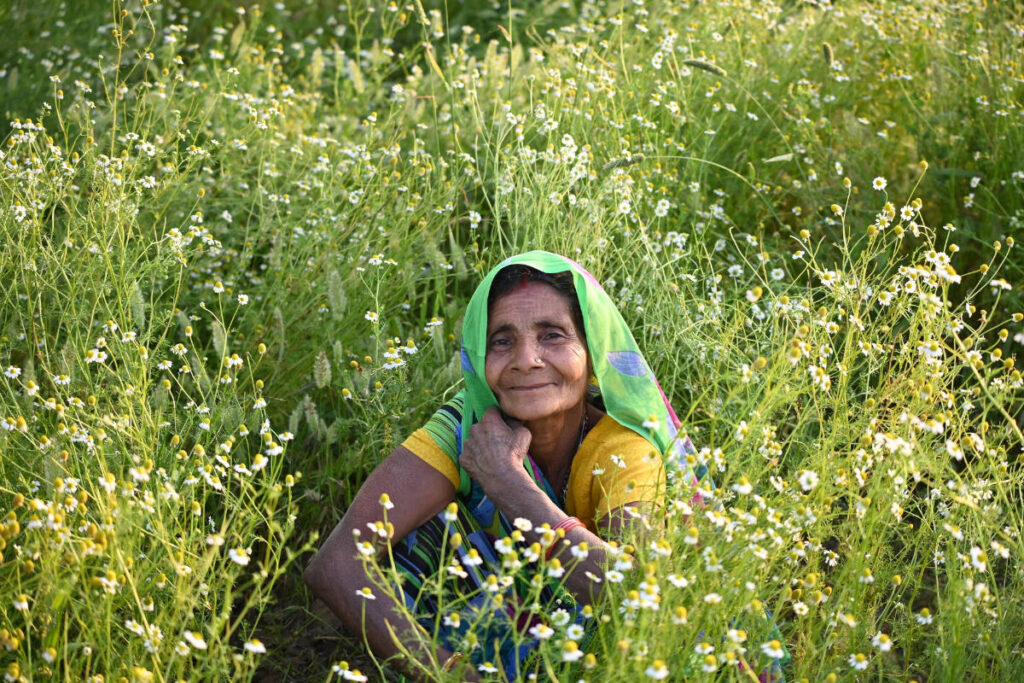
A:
[[508, 383, 552, 392]]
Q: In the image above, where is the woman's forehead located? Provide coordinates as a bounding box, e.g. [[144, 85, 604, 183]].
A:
[[487, 283, 575, 327]]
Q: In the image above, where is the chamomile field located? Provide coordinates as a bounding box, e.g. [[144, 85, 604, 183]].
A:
[[1, 0, 1023, 680]]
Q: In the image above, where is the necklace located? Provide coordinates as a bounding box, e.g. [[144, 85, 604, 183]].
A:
[[559, 407, 588, 507]]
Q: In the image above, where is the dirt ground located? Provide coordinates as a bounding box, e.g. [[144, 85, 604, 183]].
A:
[[252, 573, 385, 683]]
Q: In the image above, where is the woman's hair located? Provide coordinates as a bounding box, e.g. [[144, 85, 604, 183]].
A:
[[487, 265, 586, 341]]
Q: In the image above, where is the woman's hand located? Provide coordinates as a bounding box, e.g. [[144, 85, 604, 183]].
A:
[[459, 406, 533, 493]]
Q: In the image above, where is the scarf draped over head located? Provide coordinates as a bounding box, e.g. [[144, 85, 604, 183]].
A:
[[456, 251, 695, 497]]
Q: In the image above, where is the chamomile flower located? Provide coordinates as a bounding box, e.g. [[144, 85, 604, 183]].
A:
[[871, 632, 893, 652], [227, 547, 251, 566], [244, 638, 266, 654], [645, 660, 669, 679], [761, 640, 786, 659]]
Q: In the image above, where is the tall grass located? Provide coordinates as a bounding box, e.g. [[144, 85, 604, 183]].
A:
[[1, 0, 1022, 680]]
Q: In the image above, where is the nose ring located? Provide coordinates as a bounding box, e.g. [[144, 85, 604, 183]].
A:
[[534, 357, 544, 364]]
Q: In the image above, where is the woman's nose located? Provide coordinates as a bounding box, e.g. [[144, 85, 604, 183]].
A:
[[512, 339, 543, 369]]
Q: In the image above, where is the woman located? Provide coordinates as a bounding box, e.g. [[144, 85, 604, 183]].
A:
[[304, 252, 698, 680]]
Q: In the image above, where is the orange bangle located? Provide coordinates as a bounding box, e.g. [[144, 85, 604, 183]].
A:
[[546, 517, 586, 561], [442, 651, 464, 672]]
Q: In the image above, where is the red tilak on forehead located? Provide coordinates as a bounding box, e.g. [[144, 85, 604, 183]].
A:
[[514, 273, 531, 291]]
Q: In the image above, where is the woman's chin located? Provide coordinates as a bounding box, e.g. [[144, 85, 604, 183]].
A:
[[497, 396, 577, 423]]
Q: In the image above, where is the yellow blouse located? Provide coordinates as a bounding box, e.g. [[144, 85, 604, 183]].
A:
[[401, 413, 665, 532]]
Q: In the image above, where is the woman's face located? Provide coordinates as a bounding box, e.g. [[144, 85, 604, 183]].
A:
[[484, 281, 589, 423]]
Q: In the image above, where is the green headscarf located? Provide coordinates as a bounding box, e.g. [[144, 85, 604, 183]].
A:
[[456, 251, 695, 497]]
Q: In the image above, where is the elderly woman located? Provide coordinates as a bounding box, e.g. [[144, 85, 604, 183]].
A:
[[304, 252, 696, 680]]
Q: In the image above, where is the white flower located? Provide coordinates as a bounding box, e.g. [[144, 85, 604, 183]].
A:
[[645, 660, 670, 679], [566, 624, 586, 641], [364, 310, 378, 322], [872, 177, 887, 191], [244, 638, 266, 654], [227, 547, 251, 566], [237, 294, 249, 305], [970, 546, 988, 572], [13, 594, 29, 611], [798, 470, 819, 491], [871, 633, 892, 652], [183, 630, 208, 650], [528, 623, 555, 640], [4, 366, 22, 379], [761, 640, 786, 659], [561, 641, 584, 662], [848, 652, 869, 670], [512, 517, 533, 532]]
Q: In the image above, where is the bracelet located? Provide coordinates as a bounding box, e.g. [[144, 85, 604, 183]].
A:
[[546, 517, 586, 561], [442, 651, 464, 672]]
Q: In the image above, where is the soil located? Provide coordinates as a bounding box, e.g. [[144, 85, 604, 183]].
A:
[[252, 574, 385, 683]]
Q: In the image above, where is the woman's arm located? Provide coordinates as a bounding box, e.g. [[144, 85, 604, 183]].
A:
[[303, 446, 475, 681], [459, 408, 653, 606]]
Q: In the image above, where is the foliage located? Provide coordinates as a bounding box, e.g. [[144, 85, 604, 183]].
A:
[[1, 0, 1023, 680]]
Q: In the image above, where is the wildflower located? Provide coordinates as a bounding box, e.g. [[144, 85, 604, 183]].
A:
[[562, 640, 584, 662], [244, 638, 266, 654], [761, 640, 785, 659], [798, 470, 819, 491], [228, 547, 251, 566], [528, 623, 555, 639], [871, 633, 892, 652], [206, 533, 225, 547], [970, 547, 988, 572], [183, 630, 208, 650], [85, 348, 108, 363], [916, 608, 933, 624], [13, 594, 28, 611], [4, 366, 21, 379], [355, 587, 376, 600], [848, 653, 869, 670], [566, 623, 586, 641], [872, 177, 887, 191], [645, 660, 670, 679], [364, 311, 379, 322], [701, 655, 718, 673], [132, 667, 154, 682], [237, 294, 249, 305]]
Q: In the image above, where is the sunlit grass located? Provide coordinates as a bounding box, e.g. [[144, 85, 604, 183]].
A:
[[1, 0, 1023, 680]]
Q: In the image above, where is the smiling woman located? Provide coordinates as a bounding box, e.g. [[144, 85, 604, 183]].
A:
[[303, 252, 700, 681]]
